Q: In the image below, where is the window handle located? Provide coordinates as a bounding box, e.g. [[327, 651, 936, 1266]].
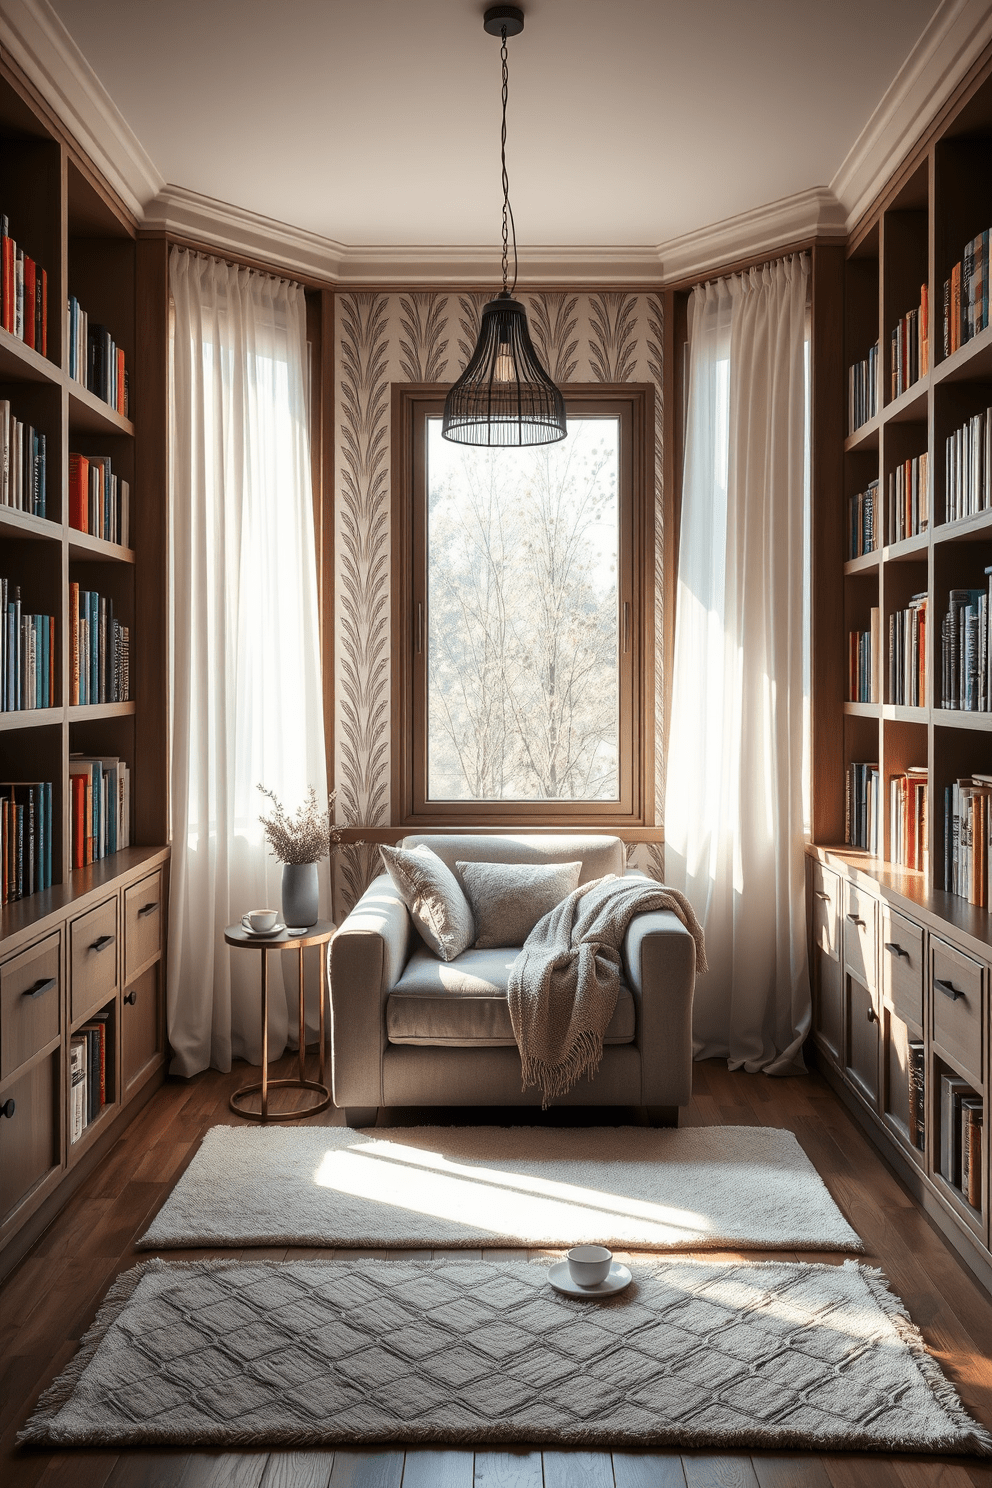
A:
[[416, 602, 423, 656], [622, 601, 630, 655]]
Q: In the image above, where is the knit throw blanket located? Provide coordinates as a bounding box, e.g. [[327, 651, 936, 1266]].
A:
[[508, 875, 707, 1107]]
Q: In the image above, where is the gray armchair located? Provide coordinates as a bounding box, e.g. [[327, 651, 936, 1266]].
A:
[[328, 834, 696, 1126]]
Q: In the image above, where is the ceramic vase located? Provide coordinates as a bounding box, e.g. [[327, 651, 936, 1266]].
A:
[[281, 861, 319, 927]]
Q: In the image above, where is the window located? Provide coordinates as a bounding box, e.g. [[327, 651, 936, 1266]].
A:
[[392, 386, 654, 826]]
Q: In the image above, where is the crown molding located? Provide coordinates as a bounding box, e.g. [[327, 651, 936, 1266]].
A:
[[656, 187, 846, 284], [832, 0, 992, 230], [143, 186, 348, 281], [0, 0, 163, 218]]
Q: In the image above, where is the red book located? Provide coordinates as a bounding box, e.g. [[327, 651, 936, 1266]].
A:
[[22, 256, 35, 349], [1, 234, 13, 332], [68, 453, 89, 532], [70, 774, 86, 870], [37, 267, 46, 357], [117, 348, 125, 415]]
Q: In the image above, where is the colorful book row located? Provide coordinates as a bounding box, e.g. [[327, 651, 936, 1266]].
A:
[[940, 578, 992, 711], [69, 453, 129, 547], [890, 768, 928, 872], [66, 297, 128, 416], [0, 214, 48, 354], [0, 780, 53, 904], [848, 479, 878, 559], [845, 761, 879, 853], [0, 400, 47, 516], [70, 1013, 109, 1142], [68, 584, 129, 707], [943, 774, 992, 905], [907, 1041, 925, 1152], [70, 754, 130, 870], [943, 228, 991, 358], [940, 1072, 982, 1211], [1, 577, 55, 712], [944, 406, 992, 524], [888, 451, 929, 542], [890, 288, 928, 398], [848, 341, 879, 434], [890, 594, 927, 707]]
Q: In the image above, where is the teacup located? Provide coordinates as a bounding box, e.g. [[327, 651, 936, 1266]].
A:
[[243, 909, 279, 933], [566, 1244, 613, 1287]]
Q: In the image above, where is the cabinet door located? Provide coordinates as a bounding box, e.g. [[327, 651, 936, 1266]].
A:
[[1, 932, 61, 1080], [845, 975, 880, 1107], [122, 964, 161, 1094], [810, 862, 842, 1061], [0, 1053, 60, 1227], [124, 870, 163, 982]]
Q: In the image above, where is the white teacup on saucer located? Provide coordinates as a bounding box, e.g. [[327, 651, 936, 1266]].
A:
[[566, 1245, 613, 1287], [243, 908, 279, 933]]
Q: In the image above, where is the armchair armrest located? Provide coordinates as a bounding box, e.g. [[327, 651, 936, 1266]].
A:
[[622, 872, 696, 1107], [328, 872, 411, 1108]]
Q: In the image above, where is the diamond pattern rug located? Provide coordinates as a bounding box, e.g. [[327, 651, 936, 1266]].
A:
[[19, 1256, 990, 1452]]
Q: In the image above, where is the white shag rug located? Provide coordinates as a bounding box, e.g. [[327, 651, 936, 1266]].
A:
[[19, 1255, 990, 1452], [138, 1124, 862, 1252]]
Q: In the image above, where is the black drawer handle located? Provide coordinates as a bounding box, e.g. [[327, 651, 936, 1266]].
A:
[[934, 978, 964, 1002], [814, 890, 830, 901], [0, 1099, 14, 1119], [846, 913, 865, 926], [22, 976, 56, 999], [867, 1007, 878, 1024], [123, 990, 137, 1006], [89, 935, 115, 953], [137, 902, 159, 919], [884, 942, 906, 959]]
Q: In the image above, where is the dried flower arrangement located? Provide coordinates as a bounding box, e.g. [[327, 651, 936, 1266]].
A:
[[257, 785, 342, 865]]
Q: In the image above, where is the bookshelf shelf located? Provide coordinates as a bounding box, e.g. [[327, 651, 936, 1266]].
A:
[[808, 50, 992, 1295], [0, 58, 168, 1277]]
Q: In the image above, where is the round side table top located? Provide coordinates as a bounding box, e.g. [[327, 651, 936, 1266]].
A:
[[224, 920, 335, 950]]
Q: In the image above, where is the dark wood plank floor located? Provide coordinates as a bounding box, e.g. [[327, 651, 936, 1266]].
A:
[[4, 1056, 992, 1488]]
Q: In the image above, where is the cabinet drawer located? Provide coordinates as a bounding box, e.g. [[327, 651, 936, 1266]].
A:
[[125, 870, 163, 981], [70, 897, 118, 1024], [0, 1052, 59, 1227], [843, 882, 877, 992], [810, 862, 841, 959], [880, 905, 924, 1027], [1, 933, 61, 1081], [931, 936, 984, 1084]]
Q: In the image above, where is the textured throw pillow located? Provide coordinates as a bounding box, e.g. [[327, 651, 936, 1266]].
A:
[[456, 860, 583, 949], [379, 844, 475, 962]]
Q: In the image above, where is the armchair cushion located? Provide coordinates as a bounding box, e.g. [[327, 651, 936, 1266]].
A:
[[456, 858, 582, 948], [379, 843, 474, 962], [387, 945, 636, 1047]]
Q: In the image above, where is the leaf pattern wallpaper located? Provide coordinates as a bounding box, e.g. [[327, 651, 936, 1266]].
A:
[[333, 290, 666, 913]]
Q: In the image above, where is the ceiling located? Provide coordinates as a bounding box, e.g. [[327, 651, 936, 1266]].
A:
[[44, 0, 942, 254]]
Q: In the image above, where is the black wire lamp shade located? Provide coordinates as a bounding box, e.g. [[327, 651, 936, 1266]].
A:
[[442, 292, 566, 447], [442, 6, 567, 448]]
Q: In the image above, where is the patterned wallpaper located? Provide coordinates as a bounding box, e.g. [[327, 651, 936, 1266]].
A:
[[333, 290, 665, 914]]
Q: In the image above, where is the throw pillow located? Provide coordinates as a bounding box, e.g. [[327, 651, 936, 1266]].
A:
[[456, 860, 583, 949], [379, 844, 475, 962]]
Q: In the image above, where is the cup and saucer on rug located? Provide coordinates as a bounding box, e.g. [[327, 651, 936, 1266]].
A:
[[549, 1244, 633, 1298]]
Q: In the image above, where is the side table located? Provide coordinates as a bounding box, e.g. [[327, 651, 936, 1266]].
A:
[[224, 920, 335, 1120]]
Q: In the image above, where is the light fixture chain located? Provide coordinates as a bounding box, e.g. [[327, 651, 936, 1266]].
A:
[[499, 25, 518, 296]]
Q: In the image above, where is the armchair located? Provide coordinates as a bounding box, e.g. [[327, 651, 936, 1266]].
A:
[[328, 834, 696, 1126]]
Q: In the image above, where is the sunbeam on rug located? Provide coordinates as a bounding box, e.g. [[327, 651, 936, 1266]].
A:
[[138, 1124, 862, 1252], [18, 1256, 990, 1453]]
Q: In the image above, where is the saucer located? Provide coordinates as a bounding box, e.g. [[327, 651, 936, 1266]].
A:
[[240, 920, 286, 938], [548, 1261, 632, 1298]]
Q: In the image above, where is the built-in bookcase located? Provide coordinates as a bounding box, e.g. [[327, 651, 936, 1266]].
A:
[[0, 56, 169, 1279], [809, 50, 992, 1293]]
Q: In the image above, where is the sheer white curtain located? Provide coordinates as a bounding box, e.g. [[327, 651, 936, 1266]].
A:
[[665, 253, 810, 1075], [167, 247, 327, 1078]]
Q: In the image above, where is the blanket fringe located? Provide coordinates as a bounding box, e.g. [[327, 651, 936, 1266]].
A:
[[520, 1028, 605, 1109]]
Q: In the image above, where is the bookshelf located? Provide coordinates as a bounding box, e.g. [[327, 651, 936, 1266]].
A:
[[0, 57, 169, 1278], [808, 51, 992, 1290]]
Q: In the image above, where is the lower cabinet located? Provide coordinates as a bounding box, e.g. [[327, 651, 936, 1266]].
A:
[[806, 850, 990, 1285], [0, 849, 169, 1272]]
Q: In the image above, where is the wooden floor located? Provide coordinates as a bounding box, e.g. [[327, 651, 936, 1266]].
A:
[[4, 1055, 992, 1488]]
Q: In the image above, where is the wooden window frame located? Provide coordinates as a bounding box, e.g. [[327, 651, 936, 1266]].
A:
[[391, 383, 655, 829]]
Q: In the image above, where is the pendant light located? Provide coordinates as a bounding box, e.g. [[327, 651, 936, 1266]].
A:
[[442, 5, 567, 447]]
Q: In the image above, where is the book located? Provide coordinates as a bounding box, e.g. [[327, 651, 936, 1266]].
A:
[[907, 1040, 926, 1152], [941, 1073, 975, 1187], [961, 1097, 983, 1210], [69, 1034, 87, 1143]]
